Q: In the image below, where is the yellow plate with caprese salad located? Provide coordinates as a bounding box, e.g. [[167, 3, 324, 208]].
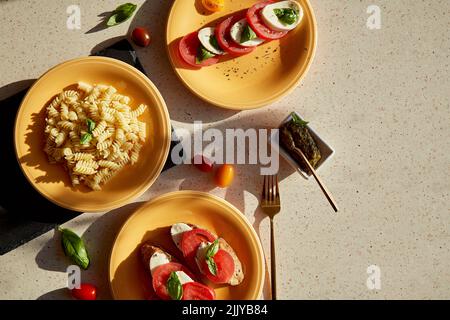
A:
[[166, 0, 317, 110], [109, 191, 265, 300]]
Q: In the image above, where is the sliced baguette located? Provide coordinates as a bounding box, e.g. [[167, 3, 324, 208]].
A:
[[170, 223, 244, 286]]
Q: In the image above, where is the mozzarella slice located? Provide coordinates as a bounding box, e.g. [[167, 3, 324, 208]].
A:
[[261, 0, 303, 32], [171, 223, 193, 250], [175, 271, 194, 285], [230, 19, 264, 47], [198, 27, 224, 55], [195, 241, 211, 273], [149, 251, 171, 275]]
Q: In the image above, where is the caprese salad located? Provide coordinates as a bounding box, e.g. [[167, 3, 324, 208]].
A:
[[171, 223, 244, 286], [178, 0, 304, 67], [140, 243, 216, 300]]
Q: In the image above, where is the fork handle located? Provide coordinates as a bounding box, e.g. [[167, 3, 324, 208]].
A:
[[270, 217, 277, 300]]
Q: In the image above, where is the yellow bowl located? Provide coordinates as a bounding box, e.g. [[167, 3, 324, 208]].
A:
[[14, 57, 171, 212], [109, 191, 265, 300], [166, 0, 317, 110]]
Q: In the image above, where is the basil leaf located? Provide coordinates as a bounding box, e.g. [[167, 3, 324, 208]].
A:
[[59, 227, 90, 270], [241, 25, 257, 43], [291, 112, 309, 127], [80, 133, 92, 144], [206, 239, 219, 258], [196, 45, 216, 64], [167, 272, 183, 300], [106, 3, 137, 27], [274, 8, 298, 25], [86, 118, 96, 133], [209, 35, 221, 52], [206, 257, 217, 276]]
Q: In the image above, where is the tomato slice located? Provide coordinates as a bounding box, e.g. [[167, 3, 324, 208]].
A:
[[181, 228, 217, 268], [200, 249, 235, 284], [152, 262, 195, 300], [178, 32, 220, 67], [215, 13, 256, 56], [246, 1, 288, 40], [182, 282, 216, 300]]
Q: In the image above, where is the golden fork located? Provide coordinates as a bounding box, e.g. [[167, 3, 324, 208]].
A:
[[261, 174, 281, 300]]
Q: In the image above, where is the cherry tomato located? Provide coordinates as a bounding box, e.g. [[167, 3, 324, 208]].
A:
[[193, 155, 214, 172], [131, 27, 151, 47], [182, 282, 215, 300], [200, 249, 235, 284], [215, 14, 256, 56], [178, 32, 220, 67], [247, 1, 288, 40], [214, 164, 235, 188], [202, 0, 224, 13], [71, 283, 97, 300]]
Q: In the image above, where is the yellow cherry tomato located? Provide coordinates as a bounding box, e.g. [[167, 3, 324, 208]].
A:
[[214, 164, 235, 188], [202, 0, 225, 13]]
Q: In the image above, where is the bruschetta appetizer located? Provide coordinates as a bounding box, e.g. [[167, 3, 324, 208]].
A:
[[140, 242, 215, 300], [170, 223, 244, 286]]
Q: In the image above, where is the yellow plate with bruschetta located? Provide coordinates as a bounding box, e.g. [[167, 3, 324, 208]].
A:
[[109, 191, 265, 300], [166, 0, 317, 110]]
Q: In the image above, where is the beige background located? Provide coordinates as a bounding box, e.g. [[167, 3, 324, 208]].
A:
[[0, 0, 449, 299]]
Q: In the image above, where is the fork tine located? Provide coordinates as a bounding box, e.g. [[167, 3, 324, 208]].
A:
[[272, 175, 277, 200], [275, 174, 280, 200], [263, 175, 268, 203], [268, 175, 273, 202]]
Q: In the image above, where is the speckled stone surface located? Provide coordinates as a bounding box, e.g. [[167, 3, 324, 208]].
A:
[[0, 0, 449, 299]]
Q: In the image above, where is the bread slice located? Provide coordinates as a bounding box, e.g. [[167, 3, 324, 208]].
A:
[[218, 238, 244, 286], [170, 223, 244, 286], [140, 243, 175, 274]]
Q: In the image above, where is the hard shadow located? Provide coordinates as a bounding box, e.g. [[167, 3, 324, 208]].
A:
[[37, 288, 71, 300], [85, 11, 113, 34]]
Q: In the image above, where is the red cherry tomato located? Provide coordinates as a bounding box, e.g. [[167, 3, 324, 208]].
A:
[[215, 14, 256, 56], [182, 282, 215, 300], [152, 262, 195, 300], [181, 228, 217, 268], [71, 283, 97, 300], [179, 32, 220, 67], [193, 155, 214, 172], [131, 27, 151, 47], [246, 1, 288, 40], [200, 249, 235, 284], [214, 164, 235, 188]]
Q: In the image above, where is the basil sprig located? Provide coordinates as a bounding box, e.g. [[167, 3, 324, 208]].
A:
[[274, 8, 299, 25], [167, 272, 183, 300], [196, 45, 216, 64], [291, 112, 309, 127], [86, 118, 96, 133], [205, 239, 219, 276], [106, 3, 138, 27], [241, 25, 258, 43], [80, 118, 96, 144], [59, 227, 90, 270]]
